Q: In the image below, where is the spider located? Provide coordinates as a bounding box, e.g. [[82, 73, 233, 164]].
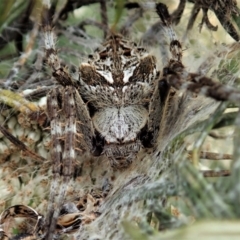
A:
[[0, 1, 240, 240], [42, 1, 240, 239]]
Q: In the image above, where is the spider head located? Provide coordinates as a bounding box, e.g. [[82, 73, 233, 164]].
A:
[[103, 141, 142, 169]]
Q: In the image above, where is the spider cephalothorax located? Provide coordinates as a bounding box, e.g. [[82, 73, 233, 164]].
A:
[[77, 34, 161, 168]]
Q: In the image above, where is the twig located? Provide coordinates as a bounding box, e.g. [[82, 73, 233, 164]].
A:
[[0, 124, 46, 163], [202, 170, 231, 177], [199, 151, 232, 160], [208, 131, 233, 139]]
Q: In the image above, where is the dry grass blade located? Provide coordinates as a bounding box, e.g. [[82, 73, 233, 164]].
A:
[[0, 124, 46, 163]]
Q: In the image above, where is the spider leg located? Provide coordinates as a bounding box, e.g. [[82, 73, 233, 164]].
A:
[[140, 3, 181, 146], [42, 0, 95, 154], [171, 0, 186, 25], [185, 2, 201, 37], [42, 1, 96, 238], [166, 70, 240, 102], [156, 3, 240, 103], [74, 89, 96, 154], [199, 8, 218, 32], [213, 3, 240, 42], [185, 1, 239, 41], [45, 88, 64, 239], [46, 86, 78, 239], [146, 77, 171, 147], [62, 86, 76, 183], [156, 3, 182, 61], [45, 87, 83, 239], [142, 3, 183, 147], [42, 2, 76, 238]]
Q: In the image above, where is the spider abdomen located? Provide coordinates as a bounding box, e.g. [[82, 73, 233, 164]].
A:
[[93, 105, 148, 144]]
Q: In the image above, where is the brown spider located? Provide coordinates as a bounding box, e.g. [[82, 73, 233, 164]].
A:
[[41, 1, 240, 239], [0, 1, 240, 240]]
